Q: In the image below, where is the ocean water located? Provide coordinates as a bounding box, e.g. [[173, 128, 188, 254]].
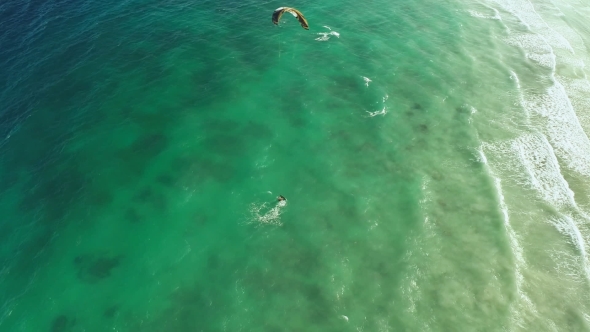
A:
[[1, 0, 590, 330]]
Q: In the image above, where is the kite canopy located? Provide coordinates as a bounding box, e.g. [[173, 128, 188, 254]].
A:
[[272, 7, 309, 30]]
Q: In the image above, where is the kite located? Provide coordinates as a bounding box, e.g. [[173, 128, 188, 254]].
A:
[[272, 7, 309, 30]]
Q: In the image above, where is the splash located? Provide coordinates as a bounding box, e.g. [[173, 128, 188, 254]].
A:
[[366, 107, 387, 117], [248, 200, 286, 226], [468, 8, 501, 20], [315, 26, 340, 41]]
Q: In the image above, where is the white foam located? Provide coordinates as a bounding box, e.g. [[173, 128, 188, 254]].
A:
[[490, 0, 590, 211], [549, 214, 590, 282], [479, 147, 537, 326], [484, 133, 590, 286], [362, 76, 371, 86], [485, 134, 575, 208], [491, 0, 574, 53], [527, 52, 556, 68], [468, 106, 477, 124], [468, 9, 501, 20], [248, 200, 286, 226], [509, 70, 521, 90], [557, 75, 590, 131], [550, 249, 586, 285], [366, 107, 387, 118], [479, 0, 590, 315], [477, 147, 488, 164], [524, 81, 590, 178], [315, 27, 340, 42], [491, 0, 589, 95], [505, 33, 556, 69]]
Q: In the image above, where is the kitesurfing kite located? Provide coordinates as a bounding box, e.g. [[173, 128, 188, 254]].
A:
[[272, 7, 309, 30]]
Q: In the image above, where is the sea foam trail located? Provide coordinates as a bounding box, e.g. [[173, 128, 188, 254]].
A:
[[487, 0, 590, 177], [550, 214, 590, 282], [489, 0, 575, 54], [478, 147, 538, 329], [477, 0, 590, 279], [483, 134, 574, 208], [523, 82, 590, 179], [481, 134, 590, 330], [559, 76, 590, 132], [483, 134, 590, 252]]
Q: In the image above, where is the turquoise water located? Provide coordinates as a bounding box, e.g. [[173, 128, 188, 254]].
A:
[[1, 0, 590, 331]]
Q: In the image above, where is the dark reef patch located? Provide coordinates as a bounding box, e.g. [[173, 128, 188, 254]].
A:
[[128, 284, 222, 332], [74, 253, 122, 283], [115, 133, 169, 177], [50, 315, 76, 332], [19, 166, 90, 225], [87, 188, 114, 207], [134, 187, 168, 212], [128, 111, 175, 134], [240, 121, 273, 140], [207, 254, 219, 270], [129, 133, 168, 157], [194, 212, 209, 226], [156, 174, 175, 187], [456, 105, 470, 114], [172, 155, 236, 184], [125, 208, 142, 224], [104, 305, 119, 319], [201, 133, 245, 155], [8, 227, 58, 288]]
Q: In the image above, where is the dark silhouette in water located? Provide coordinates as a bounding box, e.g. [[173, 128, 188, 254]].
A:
[[156, 174, 175, 187], [125, 208, 142, 223], [51, 315, 75, 332], [115, 133, 169, 179], [277, 195, 286, 202], [134, 187, 168, 211], [103, 305, 119, 318], [74, 253, 122, 283]]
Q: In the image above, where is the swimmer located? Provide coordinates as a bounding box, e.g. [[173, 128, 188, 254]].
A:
[[277, 195, 286, 202]]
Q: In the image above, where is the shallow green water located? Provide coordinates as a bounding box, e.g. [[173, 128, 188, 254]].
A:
[[1, 0, 590, 331]]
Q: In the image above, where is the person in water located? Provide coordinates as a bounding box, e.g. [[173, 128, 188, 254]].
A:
[[277, 195, 286, 202]]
